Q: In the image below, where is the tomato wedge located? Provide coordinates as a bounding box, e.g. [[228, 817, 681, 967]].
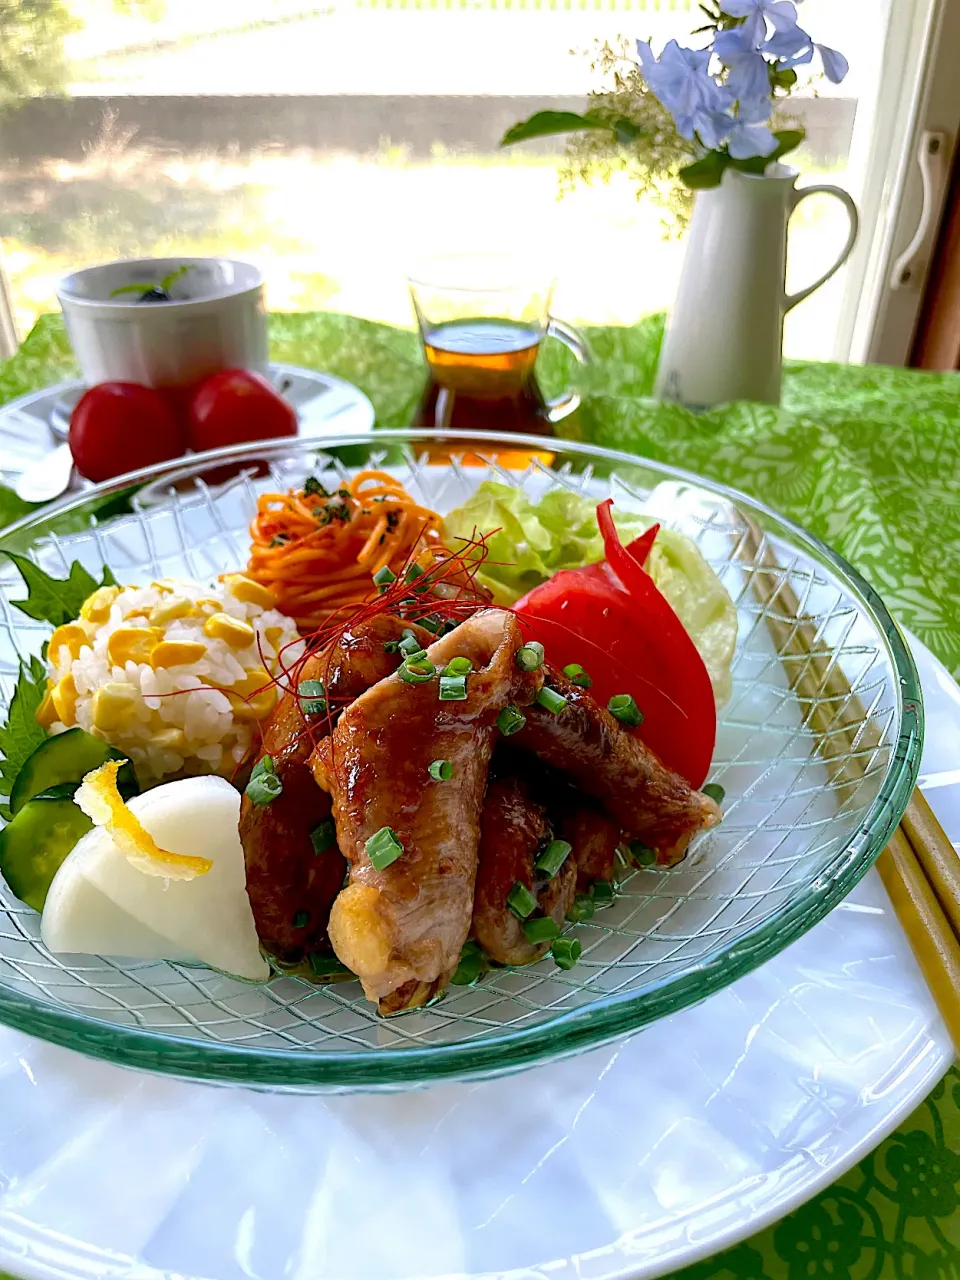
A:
[[515, 500, 716, 787]]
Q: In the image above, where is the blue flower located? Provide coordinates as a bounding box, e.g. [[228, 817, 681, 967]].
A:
[[762, 3, 815, 63], [634, 5, 847, 165], [818, 44, 849, 83], [714, 25, 772, 100], [726, 96, 777, 159], [636, 38, 732, 140], [722, 0, 796, 49]]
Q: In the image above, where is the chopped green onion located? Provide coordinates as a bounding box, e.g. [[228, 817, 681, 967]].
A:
[[497, 705, 527, 737], [292, 910, 310, 929], [551, 937, 582, 971], [428, 759, 453, 781], [516, 642, 544, 672], [439, 674, 468, 701], [373, 565, 396, 591], [702, 782, 726, 806], [398, 632, 422, 658], [402, 647, 428, 664], [562, 662, 593, 688], [566, 893, 595, 924], [245, 756, 282, 805], [535, 839, 572, 879], [608, 693, 643, 727], [629, 839, 657, 867], [590, 878, 615, 902], [399, 657, 435, 685], [506, 881, 537, 920], [522, 916, 561, 943], [405, 563, 429, 593], [443, 656, 473, 676], [308, 952, 350, 977], [299, 679, 326, 716], [311, 818, 337, 856], [383, 640, 400, 653], [418, 614, 442, 634], [438, 620, 459, 636], [451, 940, 484, 986], [246, 773, 282, 806], [536, 686, 569, 716], [365, 826, 405, 871]]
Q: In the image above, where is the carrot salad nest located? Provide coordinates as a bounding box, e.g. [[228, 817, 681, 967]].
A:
[[245, 469, 442, 631]]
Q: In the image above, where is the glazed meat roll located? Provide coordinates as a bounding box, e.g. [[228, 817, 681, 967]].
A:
[[514, 668, 720, 865], [241, 616, 431, 962], [312, 609, 542, 1013], [472, 772, 576, 966]]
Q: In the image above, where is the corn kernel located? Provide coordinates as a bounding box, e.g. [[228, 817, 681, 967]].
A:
[[51, 673, 78, 726], [90, 683, 137, 733], [106, 626, 162, 667], [227, 667, 277, 722], [148, 596, 195, 627], [35, 681, 58, 729], [204, 612, 255, 648], [123, 607, 152, 621], [230, 688, 277, 722], [151, 640, 207, 669], [80, 586, 120, 624], [151, 727, 187, 752], [233, 667, 272, 698], [196, 598, 220, 613], [48, 624, 89, 663], [221, 574, 275, 609], [263, 625, 285, 652], [150, 579, 175, 594]]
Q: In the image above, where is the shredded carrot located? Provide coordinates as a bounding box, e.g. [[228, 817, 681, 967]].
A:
[[245, 470, 443, 631]]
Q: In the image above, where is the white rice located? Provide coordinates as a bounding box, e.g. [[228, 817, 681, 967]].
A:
[[45, 576, 304, 784]]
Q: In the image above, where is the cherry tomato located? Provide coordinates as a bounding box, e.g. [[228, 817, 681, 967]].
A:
[[69, 383, 187, 483], [516, 501, 717, 788], [186, 370, 298, 453]]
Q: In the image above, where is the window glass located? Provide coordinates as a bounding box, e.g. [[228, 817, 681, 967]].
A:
[[0, 0, 893, 360]]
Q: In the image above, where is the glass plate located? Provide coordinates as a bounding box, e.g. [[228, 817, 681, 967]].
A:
[[0, 431, 923, 1092]]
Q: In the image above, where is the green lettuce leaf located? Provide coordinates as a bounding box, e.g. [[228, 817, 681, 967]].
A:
[[442, 482, 737, 703], [442, 482, 651, 605], [646, 529, 738, 705]]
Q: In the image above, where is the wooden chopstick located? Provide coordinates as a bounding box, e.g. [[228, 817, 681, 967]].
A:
[[737, 512, 960, 1049], [876, 823, 960, 1048], [900, 787, 960, 940]]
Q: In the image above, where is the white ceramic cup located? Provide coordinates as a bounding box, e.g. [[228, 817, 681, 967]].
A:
[[57, 257, 268, 389]]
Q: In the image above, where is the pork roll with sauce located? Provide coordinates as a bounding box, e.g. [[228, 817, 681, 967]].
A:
[[312, 609, 542, 1013], [557, 795, 621, 891], [240, 616, 431, 963], [472, 772, 576, 966], [515, 668, 720, 865]]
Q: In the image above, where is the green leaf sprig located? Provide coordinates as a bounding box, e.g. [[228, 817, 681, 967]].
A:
[[0, 656, 48, 819], [109, 263, 195, 299], [2, 552, 118, 628]]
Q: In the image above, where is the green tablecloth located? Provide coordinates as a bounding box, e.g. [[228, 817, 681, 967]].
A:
[[1, 312, 959, 1279]]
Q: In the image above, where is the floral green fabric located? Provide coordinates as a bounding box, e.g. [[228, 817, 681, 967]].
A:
[[0, 310, 958, 1279]]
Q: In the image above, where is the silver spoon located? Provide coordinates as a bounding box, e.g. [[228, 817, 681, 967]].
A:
[[14, 443, 75, 504]]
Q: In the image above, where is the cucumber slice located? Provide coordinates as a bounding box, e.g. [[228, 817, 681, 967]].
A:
[[10, 728, 139, 815], [0, 793, 93, 912]]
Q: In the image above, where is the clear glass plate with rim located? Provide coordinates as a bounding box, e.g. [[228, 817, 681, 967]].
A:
[[0, 430, 923, 1093]]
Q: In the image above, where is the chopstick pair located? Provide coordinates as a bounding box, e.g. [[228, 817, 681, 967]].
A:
[[876, 789, 960, 1049], [739, 514, 960, 1051]]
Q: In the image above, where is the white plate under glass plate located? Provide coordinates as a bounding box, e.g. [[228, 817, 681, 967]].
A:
[[0, 630, 951, 1280], [0, 363, 375, 489]]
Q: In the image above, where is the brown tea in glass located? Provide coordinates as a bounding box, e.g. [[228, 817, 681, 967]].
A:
[[408, 255, 588, 436]]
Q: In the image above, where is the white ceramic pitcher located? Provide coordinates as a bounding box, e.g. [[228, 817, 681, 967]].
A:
[[654, 165, 859, 409]]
